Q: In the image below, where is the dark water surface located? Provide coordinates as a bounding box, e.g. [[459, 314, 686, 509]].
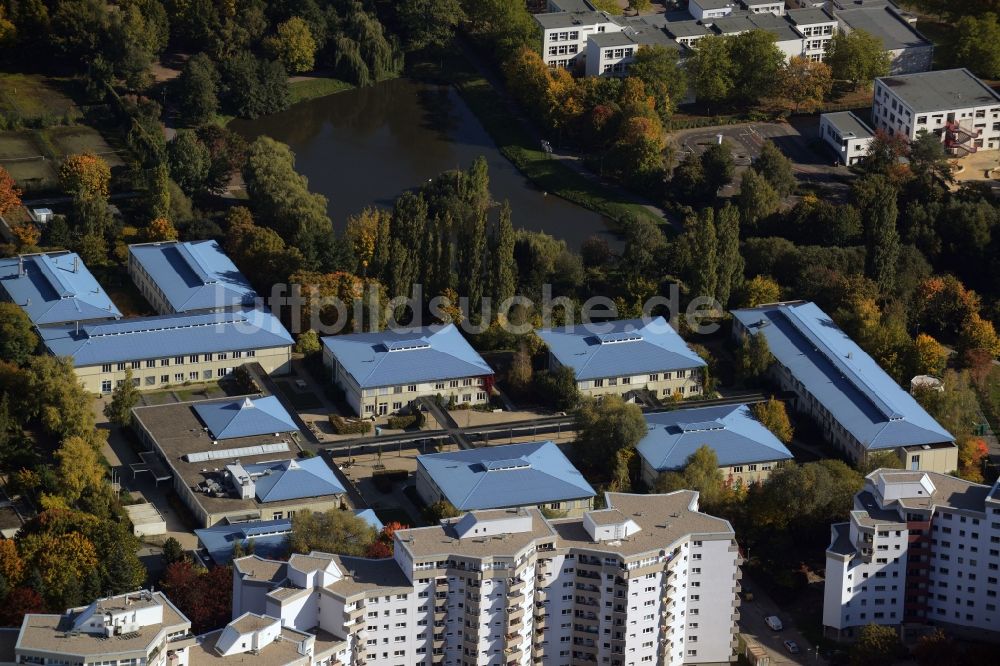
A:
[[230, 78, 615, 249]]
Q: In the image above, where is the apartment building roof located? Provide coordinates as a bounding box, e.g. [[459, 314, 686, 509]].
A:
[[321, 323, 493, 389], [535, 10, 608, 30], [550, 492, 734, 557], [0, 252, 121, 326], [748, 12, 803, 41], [732, 302, 953, 450], [190, 622, 324, 666], [744, 0, 781, 5], [637, 404, 793, 473], [39, 308, 293, 366], [549, 0, 596, 11], [590, 31, 635, 47], [15, 591, 189, 658], [834, 5, 931, 52], [710, 15, 756, 34], [693, 0, 737, 9], [872, 470, 990, 513], [665, 20, 711, 38], [418, 440, 595, 511], [396, 508, 557, 560], [787, 8, 835, 25], [877, 68, 1000, 112], [194, 396, 297, 440], [324, 556, 412, 598], [129, 241, 257, 313], [233, 555, 288, 583], [827, 522, 854, 556], [537, 316, 704, 381], [823, 111, 875, 139]]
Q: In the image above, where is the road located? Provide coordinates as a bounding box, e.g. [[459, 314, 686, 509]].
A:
[[739, 574, 826, 665]]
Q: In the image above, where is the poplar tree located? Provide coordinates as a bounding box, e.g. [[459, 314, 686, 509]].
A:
[[715, 203, 743, 309]]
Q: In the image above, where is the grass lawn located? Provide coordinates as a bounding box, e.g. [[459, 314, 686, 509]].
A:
[[44, 125, 125, 166], [289, 76, 355, 106], [0, 73, 78, 120]]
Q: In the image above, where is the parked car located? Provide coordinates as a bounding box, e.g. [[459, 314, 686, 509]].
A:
[[783, 640, 800, 654], [764, 615, 783, 631]]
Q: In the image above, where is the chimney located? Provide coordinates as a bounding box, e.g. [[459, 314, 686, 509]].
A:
[[17, 255, 23, 276]]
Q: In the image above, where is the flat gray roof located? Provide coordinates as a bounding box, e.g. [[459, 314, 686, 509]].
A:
[[787, 8, 835, 25], [535, 11, 606, 30], [665, 20, 711, 38], [549, 0, 594, 11], [590, 31, 635, 47], [834, 6, 932, 51], [823, 111, 874, 139], [878, 68, 1000, 112], [694, 0, 737, 8]]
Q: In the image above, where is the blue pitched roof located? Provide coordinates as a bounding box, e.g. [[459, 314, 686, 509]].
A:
[[193, 396, 297, 440], [38, 308, 293, 366], [353, 509, 385, 531], [637, 404, 793, 472], [129, 241, 257, 312], [732, 302, 954, 450], [418, 441, 595, 511], [0, 252, 121, 325], [536, 317, 705, 381], [195, 519, 292, 565], [321, 324, 493, 388], [244, 457, 346, 502]]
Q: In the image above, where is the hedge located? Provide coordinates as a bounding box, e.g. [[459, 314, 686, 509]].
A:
[[329, 414, 372, 435]]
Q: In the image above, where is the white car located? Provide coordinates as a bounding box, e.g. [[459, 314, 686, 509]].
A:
[[764, 615, 783, 631]]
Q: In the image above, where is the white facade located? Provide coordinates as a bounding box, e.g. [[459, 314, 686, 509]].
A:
[[824, 470, 1000, 638], [820, 112, 875, 166], [873, 70, 1000, 155], [536, 11, 622, 71], [743, 0, 785, 16], [688, 0, 737, 21], [232, 493, 741, 666], [585, 37, 636, 77]]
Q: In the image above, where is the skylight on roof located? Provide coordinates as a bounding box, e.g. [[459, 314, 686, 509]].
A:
[[597, 331, 643, 344], [677, 421, 725, 433], [385, 338, 431, 351], [482, 458, 531, 471]]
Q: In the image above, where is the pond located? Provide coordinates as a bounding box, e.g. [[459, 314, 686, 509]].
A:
[[230, 78, 615, 249]]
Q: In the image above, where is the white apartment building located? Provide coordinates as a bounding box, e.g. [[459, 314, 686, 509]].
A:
[[873, 68, 1000, 155], [536, 9, 622, 71], [232, 492, 741, 666], [11, 590, 195, 666], [824, 470, 1000, 638], [820, 111, 875, 165], [743, 0, 785, 16], [787, 9, 838, 61], [688, 0, 737, 21], [585, 21, 680, 77]]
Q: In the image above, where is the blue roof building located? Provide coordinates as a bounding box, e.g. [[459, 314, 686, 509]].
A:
[[537, 317, 707, 402], [0, 252, 121, 326], [231, 458, 346, 503], [415, 441, 595, 514], [194, 396, 297, 440], [195, 518, 293, 565], [637, 404, 793, 486], [732, 301, 956, 473], [128, 241, 257, 314], [322, 324, 494, 416]]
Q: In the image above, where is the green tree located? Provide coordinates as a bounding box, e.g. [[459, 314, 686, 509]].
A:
[[701, 142, 734, 195], [489, 200, 517, 315], [176, 53, 220, 126], [856, 175, 900, 294], [162, 536, 185, 565], [688, 207, 719, 300], [621, 214, 667, 283], [574, 395, 645, 473], [737, 168, 780, 229], [534, 366, 580, 412], [220, 51, 289, 119], [20, 356, 99, 442], [289, 509, 377, 556], [740, 274, 781, 307], [688, 35, 735, 107], [398, 0, 464, 51], [103, 369, 140, 427], [729, 29, 784, 103], [425, 499, 461, 521], [49, 0, 108, 63], [0, 303, 37, 366], [715, 203, 743, 310], [735, 331, 773, 385], [461, 0, 538, 58], [951, 13, 1000, 79], [671, 152, 707, 203], [909, 130, 954, 186], [653, 445, 727, 509], [265, 17, 316, 73], [627, 45, 687, 120], [826, 29, 891, 88], [753, 141, 797, 197], [850, 624, 900, 666], [779, 55, 833, 112], [167, 130, 210, 196], [751, 398, 794, 443]]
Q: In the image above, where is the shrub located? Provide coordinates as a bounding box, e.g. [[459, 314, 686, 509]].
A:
[[329, 414, 372, 435], [387, 414, 417, 430]]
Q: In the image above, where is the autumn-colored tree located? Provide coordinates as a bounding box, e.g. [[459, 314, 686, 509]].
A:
[[433, 287, 464, 325], [59, 153, 111, 199], [740, 275, 781, 307], [751, 398, 794, 443], [503, 47, 552, 124], [912, 275, 982, 341], [0, 538, 24, 586], [289, 270, 387, 333], [265, 17, 317, 73], [11, 223, 38, 249], [345, 207, 389, 275], [958, 437, 989, 483], [289, 509, 376, 556], [55, 435, 106, 503], [18, 530, 99, 608], [779, 56, 832, 112], [0, 166, 21, 216], [160, 561, 233, 634], [0, 587, 43, 627], [959, 313, 1000, 358], [546, 67, 585, 136], [146, 216, 178, 241], [365, 521, 406, 558], [910, 333, 949, 377]]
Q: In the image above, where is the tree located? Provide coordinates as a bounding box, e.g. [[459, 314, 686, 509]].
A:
[[688, 207, 719, 300], [461, 0, 539, 58], [0, 303, 37, 366], [751, 398, 793, 443], [146, 216, 178, 242], [574, 395, 646, 474], [909, 130, 954, 186], [59, 153, 111, 200], [220, 51, 289, 119], [49, 0, 108, 63], [958, 437, 989, 482], [654, 445, 727, 509], [671, 152, 707, 203], [701, 143, 734, 195], [176, 52, 219, 126], [729, 30, 785, 103], [162, 537, 185, 565], [688, 35, 735, 107], [856, 175, 900, 294], [0, 166, 21, 217], [0, 539, 24, 587], [103, 369, 140, 426], [859, 449, 904, 475], [737, 168, 779, 229], [753, 141, 797, 197], [735, 332, 773, 384], [289, 509, 376, 556], [18, 529, 98, 608], [850, 623, 900, 666], [627, 45, 687, 120], [265, 17, 316, 74], [910, 333, 949, 377], [490, 201, 517, 314], [779, 56, 832, 112], [425, 499, 460, 522], [398, 0, 464, 52], [715, 203, 743, 309], [160, 561, 232, 634], [740, 275, 781, 307], [534, 366, 580, 412], [54, 435, 105, 503], [167, 130, 210, 195], [20, 356, 99, 441], [507, 345, 534, 395], [826, 29, 891, 88], [958, 313, 1000, 358], [913, 629, 958, 666], [0, 587, 43, 627], [951, 13, 1000, 79]]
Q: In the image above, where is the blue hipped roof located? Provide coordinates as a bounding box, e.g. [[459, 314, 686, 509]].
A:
[[244, 457, 346, 502], [193, 396, 297, 440], [129, 241, 257, 312], [536, 317, 705, 381], [0, 252, 121, 326], [418, 441, 595, 511], [353, 509, 385, 531], [38, 308, 293, 366], [732, 302, 954, 450], [321, 324, 493, 388], [637, 404, 793, 473]]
